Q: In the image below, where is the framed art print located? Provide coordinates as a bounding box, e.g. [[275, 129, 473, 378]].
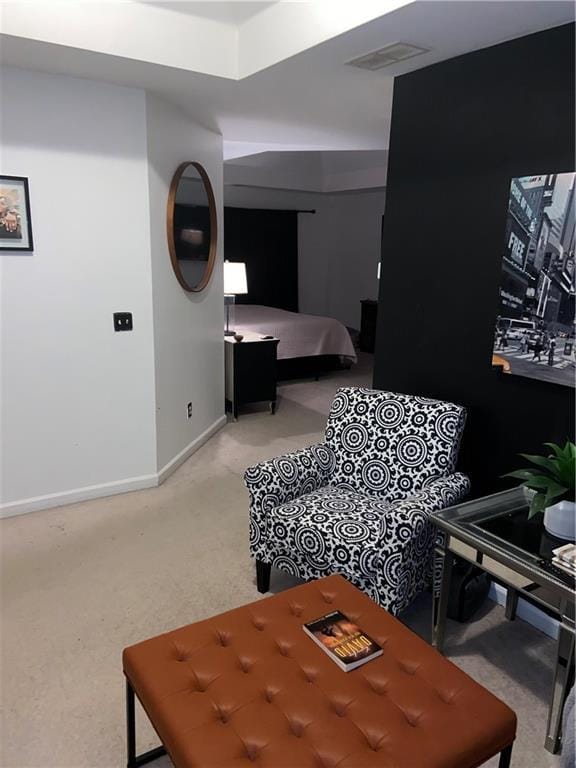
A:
[[492, 172, 575, 388], [0, 176, 33, 251]]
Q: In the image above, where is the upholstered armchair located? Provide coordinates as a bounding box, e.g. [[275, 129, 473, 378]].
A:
[[244, 387, 469, 615]]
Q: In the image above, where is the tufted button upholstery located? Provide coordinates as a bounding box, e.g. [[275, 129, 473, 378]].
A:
[[123, 575, 516, 768]]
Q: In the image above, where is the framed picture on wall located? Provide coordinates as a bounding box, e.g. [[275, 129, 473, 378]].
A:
[[0, 175, 34, 251], [492, 171, 575, 388]]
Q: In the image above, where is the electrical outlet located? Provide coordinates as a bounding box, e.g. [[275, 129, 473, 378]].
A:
[[187, 402, 193, 419]]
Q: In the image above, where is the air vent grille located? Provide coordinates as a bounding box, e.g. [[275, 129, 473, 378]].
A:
[[347, 42, 429, 71]]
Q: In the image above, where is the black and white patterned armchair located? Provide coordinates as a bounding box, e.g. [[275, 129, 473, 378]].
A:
[[244, 387, 469, 615]]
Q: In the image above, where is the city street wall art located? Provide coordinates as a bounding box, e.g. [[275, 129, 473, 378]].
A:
[[0, 176, 33, 251], [492, 172, 575, 388]]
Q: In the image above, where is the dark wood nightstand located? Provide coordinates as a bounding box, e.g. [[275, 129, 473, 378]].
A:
[[225, 333, 279, 419], [359, 299, 378, 353]]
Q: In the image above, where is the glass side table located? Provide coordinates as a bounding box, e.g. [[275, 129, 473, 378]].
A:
[[431, 486, 575, 754]]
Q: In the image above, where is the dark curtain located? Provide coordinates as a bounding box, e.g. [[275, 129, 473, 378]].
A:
[[224, 207, 299, 311]]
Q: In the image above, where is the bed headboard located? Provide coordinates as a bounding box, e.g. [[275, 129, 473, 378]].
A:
[[223, 207, 298, 312]]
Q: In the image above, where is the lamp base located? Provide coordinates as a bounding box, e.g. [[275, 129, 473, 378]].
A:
[[224, 294, 236, 337]]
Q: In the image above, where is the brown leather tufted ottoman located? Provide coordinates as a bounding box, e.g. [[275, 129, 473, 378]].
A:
[[123, 575, 516, 768]]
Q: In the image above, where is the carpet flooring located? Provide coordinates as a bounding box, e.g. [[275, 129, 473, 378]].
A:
[[0, 354, 560, 767]]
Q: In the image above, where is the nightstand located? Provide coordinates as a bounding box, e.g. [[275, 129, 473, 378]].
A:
[[225, 333, 279, 419]]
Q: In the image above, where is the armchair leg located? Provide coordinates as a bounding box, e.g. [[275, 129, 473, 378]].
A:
[[256, 560, 271, 593]]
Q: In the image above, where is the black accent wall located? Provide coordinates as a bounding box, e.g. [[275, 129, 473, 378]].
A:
[[374, 24, 575, 498]]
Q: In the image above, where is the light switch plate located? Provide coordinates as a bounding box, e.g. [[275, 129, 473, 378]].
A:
[[113, 312, 133, 331]]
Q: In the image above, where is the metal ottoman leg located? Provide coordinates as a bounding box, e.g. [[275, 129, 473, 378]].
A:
[[125, 677, 167, 767], [126, 678, 136, 768], [498, 744, 513, 767]]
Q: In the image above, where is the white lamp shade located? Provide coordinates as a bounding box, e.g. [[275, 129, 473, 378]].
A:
[[224, 261, 248, 295]]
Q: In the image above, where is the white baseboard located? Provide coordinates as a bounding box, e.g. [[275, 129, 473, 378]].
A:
[[0, 474, 158, 518], [0, 415, 227, 519], [156, 415, 227, 485], [489, 582, 559, 640]]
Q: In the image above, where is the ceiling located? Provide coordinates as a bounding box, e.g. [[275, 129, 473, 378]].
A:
[[1, 1, 574, 160], [139, 1, 278, 26], [225, 150, 390, 193]]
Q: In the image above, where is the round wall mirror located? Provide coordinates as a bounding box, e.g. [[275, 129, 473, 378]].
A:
[[167, 161, 217, 292]]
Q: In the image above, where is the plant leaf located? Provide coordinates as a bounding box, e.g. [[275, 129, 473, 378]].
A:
[[564, 441, 576, 464], [511, 443, 575, 511], [544, 442, 564, 459], [524, 476, 561, 490], [528, 493, 547, 518], [556, 460, 575, 489], [502, 469, 548, 481], [544, 487, 568, 507], [519, 454, 562, 478]]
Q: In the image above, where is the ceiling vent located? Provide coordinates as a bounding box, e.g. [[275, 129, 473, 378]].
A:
[[346, 42, 429, 71]]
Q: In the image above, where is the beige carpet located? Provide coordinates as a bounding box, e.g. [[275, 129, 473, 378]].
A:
[[0, 354, 560, 767]]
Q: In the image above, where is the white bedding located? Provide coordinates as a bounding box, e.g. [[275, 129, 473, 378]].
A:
[[234, 305, 357, 362]]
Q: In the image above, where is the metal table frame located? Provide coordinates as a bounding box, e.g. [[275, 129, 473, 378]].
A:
[[431, 487, 575, 754]]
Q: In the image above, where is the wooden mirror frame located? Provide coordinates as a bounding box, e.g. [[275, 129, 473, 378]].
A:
[[167, 161, 218, 292]]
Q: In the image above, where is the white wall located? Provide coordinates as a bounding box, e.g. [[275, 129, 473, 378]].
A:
[[224, 185, 385, 329], [146, 95, 225, 474], [0, 67, 157, 512], [0, 70, 226, 515]]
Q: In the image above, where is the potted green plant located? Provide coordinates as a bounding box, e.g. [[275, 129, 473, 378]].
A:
[[504, 441, 575, 541]]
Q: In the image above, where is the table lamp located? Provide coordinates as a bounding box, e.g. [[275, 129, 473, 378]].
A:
[[224, 260, 248, 336]]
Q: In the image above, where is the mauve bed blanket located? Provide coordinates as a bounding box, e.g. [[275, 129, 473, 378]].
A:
[[234, 304, 357, 363]]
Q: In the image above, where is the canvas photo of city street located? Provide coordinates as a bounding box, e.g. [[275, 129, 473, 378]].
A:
[[492, 171, 575, 388]]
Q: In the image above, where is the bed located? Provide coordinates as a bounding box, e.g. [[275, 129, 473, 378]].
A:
[[234, 304, 357, 379], [224, 207, 357, 379]]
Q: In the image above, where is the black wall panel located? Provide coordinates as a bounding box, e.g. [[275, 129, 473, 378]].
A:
[[374, 24, 575, 497]]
